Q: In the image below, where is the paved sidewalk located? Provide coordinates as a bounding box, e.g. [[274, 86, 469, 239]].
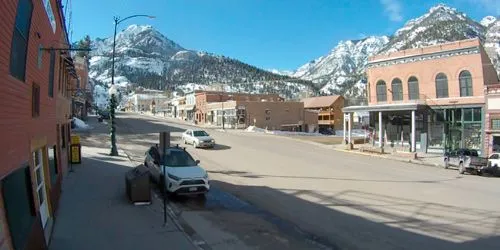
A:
[[331, 144, 446, 168], [49, 145, 196, 250]]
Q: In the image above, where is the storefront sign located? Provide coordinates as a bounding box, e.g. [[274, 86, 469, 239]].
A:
[[71, 135, 80, 144], [43, 0, 56, 33], [70, 144, 81, 164]]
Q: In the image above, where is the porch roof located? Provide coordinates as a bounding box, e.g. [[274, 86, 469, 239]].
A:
[[343, 103, 428, 113]]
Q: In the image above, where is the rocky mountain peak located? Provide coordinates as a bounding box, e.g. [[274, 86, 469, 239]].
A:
[[481, 16, 497, 27], [292, 3, 499, 103]]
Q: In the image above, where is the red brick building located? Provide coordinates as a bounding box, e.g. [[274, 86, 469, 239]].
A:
[[343, 38, 499, 154], [71, 56, 91, 120], [194, 91, 283, 124], [485, 84, 500, 155], [0, 0, 75, 249]]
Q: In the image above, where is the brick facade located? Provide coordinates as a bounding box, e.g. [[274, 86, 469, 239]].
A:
[[195, 91, 282, 123], [0, 0, 74, 249], [367, 39, 497, 106]]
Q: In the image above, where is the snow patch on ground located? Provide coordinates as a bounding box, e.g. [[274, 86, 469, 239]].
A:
[[72, 117, 91, 130]]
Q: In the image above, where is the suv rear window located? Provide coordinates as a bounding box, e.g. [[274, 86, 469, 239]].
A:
[[164, 150, 197, 167]]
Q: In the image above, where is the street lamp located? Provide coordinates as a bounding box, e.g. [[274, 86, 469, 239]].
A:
[[108, 84, 119, 156], [109, 14, 155, 156]]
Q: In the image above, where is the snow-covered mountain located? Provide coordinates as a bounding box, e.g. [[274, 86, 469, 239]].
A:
[[481, 16, 497, 28], [485, 19, 500, 77], [379, 4, 486, 53], [89, 25, 316, 100], [292, 36, 389, 103], [293, 4, 500, 103]]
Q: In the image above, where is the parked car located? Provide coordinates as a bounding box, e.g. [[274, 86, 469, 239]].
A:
[[319, 128, 335, 135], [444, 148, 488, 174], [485, 153, 500, 176], [182, 129, 215, 148], [98, 110, 110, 120], [144, 145, 209, 196]]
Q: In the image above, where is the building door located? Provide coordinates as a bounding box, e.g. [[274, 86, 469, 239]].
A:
[[33, 149, 49, 227]]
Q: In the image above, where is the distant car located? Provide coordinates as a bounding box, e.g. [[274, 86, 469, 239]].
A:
[[144, 145, 210, 196], [98, 110, 110, 120], [319, 128, 335, 135], [182, 129, 215, 148], [444, 148, 488, 175]]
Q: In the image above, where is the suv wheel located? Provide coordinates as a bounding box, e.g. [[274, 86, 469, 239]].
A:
[[459, 162, 465, 174]]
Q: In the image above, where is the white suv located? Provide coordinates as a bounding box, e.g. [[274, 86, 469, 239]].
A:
[[144, 145, 209, 196], [182, 129, 215, 148]]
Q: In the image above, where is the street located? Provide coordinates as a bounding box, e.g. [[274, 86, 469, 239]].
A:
[[100, 112, 500, 249]]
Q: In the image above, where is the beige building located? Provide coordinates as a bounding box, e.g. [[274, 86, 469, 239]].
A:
[[206, 100, 317, 131], [343, 38, 499, 154], [302, 95, 345, 131], [129, 92, 169, 113]]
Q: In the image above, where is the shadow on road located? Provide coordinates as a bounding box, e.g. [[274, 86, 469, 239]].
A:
[[204, 144, 231, 151], [207, 170, 465, 183], [202, 180, 500, 250]]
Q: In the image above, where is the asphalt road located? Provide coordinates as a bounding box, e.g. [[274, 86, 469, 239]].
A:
[[111, 112, 500, 250]]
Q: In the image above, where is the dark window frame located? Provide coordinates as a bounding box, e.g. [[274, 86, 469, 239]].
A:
[[459, 70, 473, 97], [391, 78, 403, 101], [435, 73, 449, 98], [491, 119, 500, 130], [408, 76, 420, 100], [32, 83, 40, 117], [61, 125, 66, 148], [48, 145, 58, 185], [376, 80, 387, 102], [1, 164, 37, 250], [9, 0, 34, 82], [48, 50, 55, 97]]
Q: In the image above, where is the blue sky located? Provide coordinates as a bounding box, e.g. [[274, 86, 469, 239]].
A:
[[70, 0, 498, 71]]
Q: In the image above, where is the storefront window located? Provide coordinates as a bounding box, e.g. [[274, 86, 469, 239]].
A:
[[464, 108, 473, 121], [463, 123, 481, 149], [473, 108, 481, 122], [492, 119, 500, 130]]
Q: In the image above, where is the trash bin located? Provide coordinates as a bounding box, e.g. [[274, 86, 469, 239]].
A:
[[125, 165, 151, 205]]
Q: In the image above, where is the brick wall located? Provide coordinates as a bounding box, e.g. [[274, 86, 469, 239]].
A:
[[367, 40, 494, 106], [0, 0, 72, 249]]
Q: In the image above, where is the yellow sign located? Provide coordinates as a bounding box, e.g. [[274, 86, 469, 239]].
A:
[[71, 135, 80, 144], [71, 145, 81, 164]]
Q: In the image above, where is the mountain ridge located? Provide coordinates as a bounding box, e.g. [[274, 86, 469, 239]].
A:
[[291, 4, 500, 103], [89, 25, 317, 100]]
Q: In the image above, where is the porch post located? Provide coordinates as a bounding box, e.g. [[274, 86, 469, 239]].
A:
[[343, 113, 346, 144], [411, 110, 416, 152], [348, 113, 352, 144], [378, 111, 383, 148]]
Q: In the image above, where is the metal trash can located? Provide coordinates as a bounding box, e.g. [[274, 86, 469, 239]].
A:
[[125, 165, 151, 205]]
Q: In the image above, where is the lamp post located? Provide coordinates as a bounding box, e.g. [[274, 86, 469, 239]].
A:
[[109, 14, 155, 156], [108, 84, 119, 156]]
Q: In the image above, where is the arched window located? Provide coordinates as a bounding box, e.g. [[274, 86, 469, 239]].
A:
[[459, 70, 473, 97], [391, 78, 403, 101], [435, 73, 449, 98], [376, 80, 387, 102], [408, 76, 419, 100]]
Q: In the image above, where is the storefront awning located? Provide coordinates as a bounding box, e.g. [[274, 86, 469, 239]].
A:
[[343, 103, 428, 113], [178, 104, 195, 111]]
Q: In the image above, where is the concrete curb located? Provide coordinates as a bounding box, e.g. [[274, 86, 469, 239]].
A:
[[119, 147, 205, 250], [331, 147, 444, 168]]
